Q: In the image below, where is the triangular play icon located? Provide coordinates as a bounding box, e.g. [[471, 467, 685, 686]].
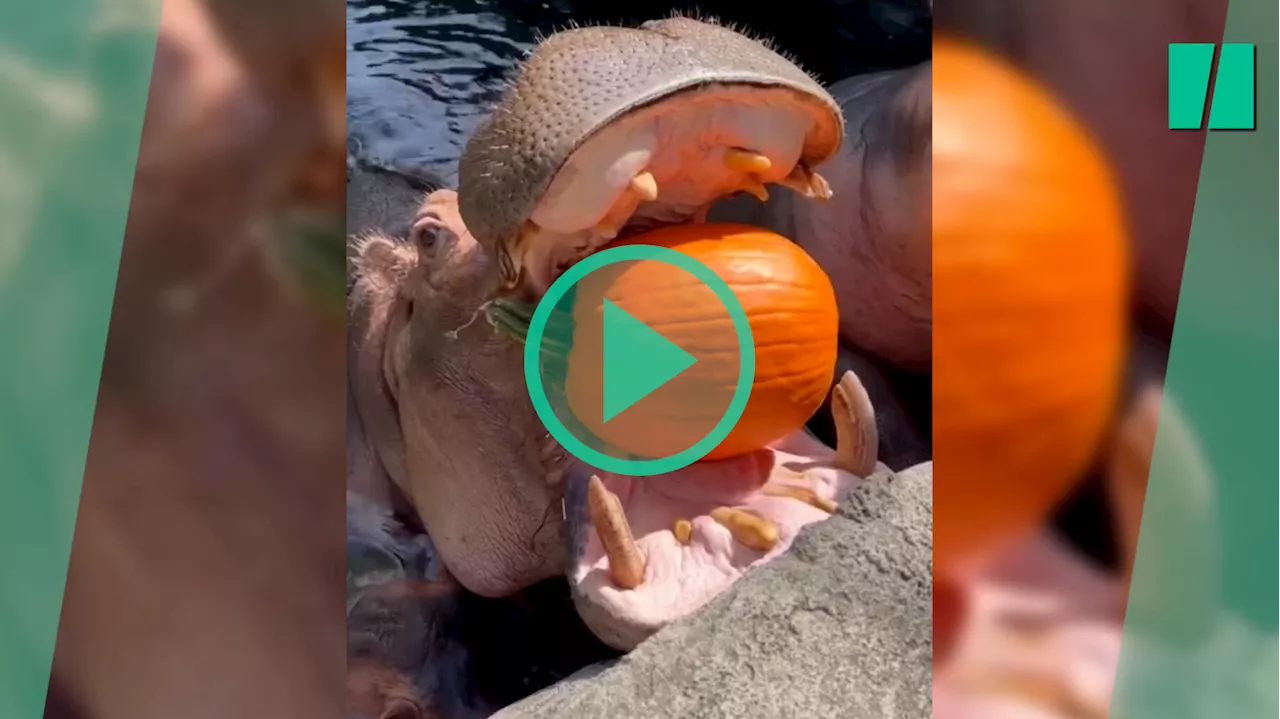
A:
[[600, 298, 697, 423]]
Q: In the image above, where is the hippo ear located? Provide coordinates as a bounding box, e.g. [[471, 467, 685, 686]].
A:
[[352, 233, 418, 303]]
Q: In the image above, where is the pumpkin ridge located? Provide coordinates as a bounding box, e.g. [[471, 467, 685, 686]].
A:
[[565, 223, 839, 461]]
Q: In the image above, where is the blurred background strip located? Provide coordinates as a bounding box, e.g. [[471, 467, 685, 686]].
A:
[[0, 2, 162, 718], [1113, 0, 1278, 715], [36, 0, 349, 717]]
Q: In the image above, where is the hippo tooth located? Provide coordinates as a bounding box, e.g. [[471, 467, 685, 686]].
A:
[[723, 148, 773, 175], [594, 191, 642, 241], [672, 519, 693, 546], [831, 370, 879, 477], [741, 179, 770, 203], [762, 484, 838, 514], [808, 170, 833, 200], [587, 475, 646, 589], [709, 507, 780, 553], [778, 163, 833, 201], [629, 171, 659, 202]]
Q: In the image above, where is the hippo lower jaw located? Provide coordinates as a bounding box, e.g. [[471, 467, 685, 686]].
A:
[[497, 86, 838, 299], [561, 372, 880, 651]]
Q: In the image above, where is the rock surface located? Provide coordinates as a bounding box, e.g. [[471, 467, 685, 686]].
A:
[[491, 462, 933, 719]]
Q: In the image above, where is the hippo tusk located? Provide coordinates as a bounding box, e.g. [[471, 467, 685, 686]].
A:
[[723, 148, 773, 203], [741, 179, 770, 202], [723, 148, 773, 175], [776, 162, 833, 200], [709, 507, 781, 552], [831, 370, 878, 477], [762, 484, 838, 514], [592, 188, 646, 241], [587, 475, 646, 589]]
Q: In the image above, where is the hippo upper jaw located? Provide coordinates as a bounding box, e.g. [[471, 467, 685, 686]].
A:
[[497, 84, 842, 301], [560, 372, 879, 651], [457, 17, 846, 300]]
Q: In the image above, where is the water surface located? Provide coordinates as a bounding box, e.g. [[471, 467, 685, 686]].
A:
[[346, 0, 932, 182], [347, 0, 541, 183]]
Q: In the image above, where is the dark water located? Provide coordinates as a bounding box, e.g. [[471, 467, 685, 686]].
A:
[[346, 0, 932, 183]]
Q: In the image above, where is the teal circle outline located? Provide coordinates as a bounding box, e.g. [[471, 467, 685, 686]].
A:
[[524, 244, 756, 477]]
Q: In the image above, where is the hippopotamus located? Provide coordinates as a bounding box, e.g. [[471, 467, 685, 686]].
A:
[[348, 16, 932, 658]]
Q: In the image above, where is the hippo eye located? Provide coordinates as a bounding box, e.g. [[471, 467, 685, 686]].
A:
[[409, 216, 442, 256]]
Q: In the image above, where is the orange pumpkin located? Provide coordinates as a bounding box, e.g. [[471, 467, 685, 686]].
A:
[[564, 224, 839, 461], [933, 37, 1130, 574]]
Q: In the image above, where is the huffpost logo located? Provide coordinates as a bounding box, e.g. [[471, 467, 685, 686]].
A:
[[1169, 43, 1257, 130]]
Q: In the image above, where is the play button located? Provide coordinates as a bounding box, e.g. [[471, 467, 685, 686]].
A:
[[523, 243, 756, 476], [601, 299, 697, 423]]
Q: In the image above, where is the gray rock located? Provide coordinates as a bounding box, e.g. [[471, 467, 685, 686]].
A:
[[492, 463, 933, 719]]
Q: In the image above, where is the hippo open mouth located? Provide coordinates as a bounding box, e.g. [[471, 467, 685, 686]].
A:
[[445, 17, 865, 651]]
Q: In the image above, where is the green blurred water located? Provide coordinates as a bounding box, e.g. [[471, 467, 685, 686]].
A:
[[0, 4, 160, 717], [1111, 0, 1279, 715]]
